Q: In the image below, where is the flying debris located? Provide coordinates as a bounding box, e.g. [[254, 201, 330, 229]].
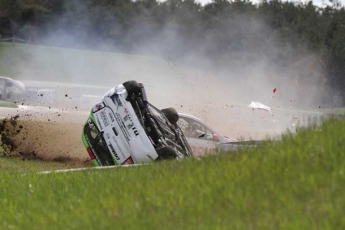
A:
[[248, 101, 273, 115]]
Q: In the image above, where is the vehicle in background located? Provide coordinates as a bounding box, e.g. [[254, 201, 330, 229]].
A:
[[82, 81, 194, 166], [177, 113, 242, 156], [0, 76, 26, 102]]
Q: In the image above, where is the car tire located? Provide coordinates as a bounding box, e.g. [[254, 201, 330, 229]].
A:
[[156, 146, 177, 160], [161, 107, 179, 124], [123, 80, 141, 96]]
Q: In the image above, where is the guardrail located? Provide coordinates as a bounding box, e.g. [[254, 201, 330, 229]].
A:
[[0, 36, 30, 43]]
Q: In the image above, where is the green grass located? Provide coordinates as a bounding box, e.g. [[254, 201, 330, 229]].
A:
[[0, 100, 18, 108], [0, 156, 78, 173], [0, 117, 345, 229]]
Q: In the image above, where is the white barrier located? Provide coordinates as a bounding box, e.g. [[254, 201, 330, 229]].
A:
[[37, 163, 147, 174]]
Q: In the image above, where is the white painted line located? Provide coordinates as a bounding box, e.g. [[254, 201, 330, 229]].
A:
[[38, 163, 147, 174]]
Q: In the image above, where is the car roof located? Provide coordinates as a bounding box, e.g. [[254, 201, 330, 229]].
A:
[[178, 112, 203, 121]]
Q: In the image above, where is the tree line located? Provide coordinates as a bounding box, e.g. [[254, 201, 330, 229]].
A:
[[0, 0, 344, 103]]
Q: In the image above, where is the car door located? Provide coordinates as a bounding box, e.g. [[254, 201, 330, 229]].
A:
[[177, 117, 218, 156]]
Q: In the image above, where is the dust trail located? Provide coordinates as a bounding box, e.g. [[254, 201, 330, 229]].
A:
[[0, 4, 339, 142], [0, 108, 89, 163]]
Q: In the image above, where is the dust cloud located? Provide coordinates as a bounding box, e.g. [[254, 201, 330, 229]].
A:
[[0, 3, 340, 157]]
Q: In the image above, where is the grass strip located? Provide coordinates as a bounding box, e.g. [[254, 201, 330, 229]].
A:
[[0, 117, 344, 229]]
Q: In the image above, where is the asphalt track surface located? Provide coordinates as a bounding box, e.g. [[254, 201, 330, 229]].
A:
[[0, 78, 326, 165]]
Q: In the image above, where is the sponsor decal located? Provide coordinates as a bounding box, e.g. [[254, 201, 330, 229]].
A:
[[108, 143, 120, 161], [133, 127, 139, 136], [100, 110, 110, 127], [109, 112, 115, 122], [111, 136, 127, 159], [123, 113, 139, 136], [96, 115, 103, 130], [114, 113, 131, 142], [127, 123, 133, 129]]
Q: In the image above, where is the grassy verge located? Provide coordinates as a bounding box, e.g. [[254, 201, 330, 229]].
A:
[[0, 101, 18, 108], [0, 117, 345, 229]]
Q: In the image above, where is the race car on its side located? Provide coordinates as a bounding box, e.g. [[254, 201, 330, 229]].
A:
[[81, 81, 194, 166]]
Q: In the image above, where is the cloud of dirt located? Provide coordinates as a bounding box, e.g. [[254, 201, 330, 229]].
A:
[[0, 3, 340, 142], [0, 112, 90, 165], [111, 11, 338, 139]]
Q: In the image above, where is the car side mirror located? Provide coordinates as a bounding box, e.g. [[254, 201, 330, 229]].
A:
[[213, 134, 219, 142]]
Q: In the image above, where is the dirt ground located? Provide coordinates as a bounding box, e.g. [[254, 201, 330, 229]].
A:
[[0, 104, 324, 165], [0, 106, 89, 164], [14, 121, 86, 159]]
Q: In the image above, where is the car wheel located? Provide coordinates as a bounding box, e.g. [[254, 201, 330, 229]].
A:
[[161, 107, 179, 124], [123, 80, 141, 96], [156, 146, 177, 160]]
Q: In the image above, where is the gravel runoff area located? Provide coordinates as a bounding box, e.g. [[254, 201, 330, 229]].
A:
[[0, 104, 325, 165]]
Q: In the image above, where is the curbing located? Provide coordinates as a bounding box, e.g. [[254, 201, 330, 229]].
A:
[[37, 163, 147, 174]]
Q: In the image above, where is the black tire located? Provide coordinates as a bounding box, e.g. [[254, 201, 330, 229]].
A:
[[123, 80, 141, 96], [156, 146, 177, 160], [161, 107, 179, 124]]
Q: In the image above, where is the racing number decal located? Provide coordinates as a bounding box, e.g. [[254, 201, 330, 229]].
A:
[[108, 143, 121, 161], [123, 112, 139, 136], [100, 110, 110, 127], [114, 113, 131, 142]]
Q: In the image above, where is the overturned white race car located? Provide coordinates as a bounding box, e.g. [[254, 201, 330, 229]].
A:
[[81, 81, 194, 166]]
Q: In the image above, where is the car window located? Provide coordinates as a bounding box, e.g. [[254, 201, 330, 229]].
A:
[[84, 118, 114, 165], [90, 123, 99, 139], [177, 117, 190, 135], [178, 117, 216, 141]]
